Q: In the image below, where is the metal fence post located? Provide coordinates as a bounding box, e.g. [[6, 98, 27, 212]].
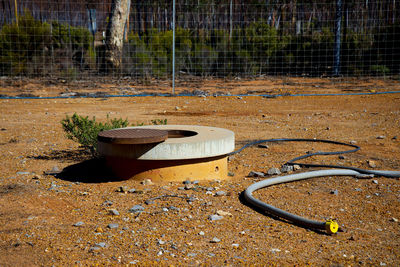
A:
[[172, 0, 176, 94], [334, 0, 342, 76]]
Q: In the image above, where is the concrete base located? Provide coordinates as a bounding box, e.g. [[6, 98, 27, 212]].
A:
[[98, 125, 235, 182], [105, 155, 228, 182]]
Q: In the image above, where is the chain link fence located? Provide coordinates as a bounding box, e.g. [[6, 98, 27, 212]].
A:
[[0, 1, 399, 86]]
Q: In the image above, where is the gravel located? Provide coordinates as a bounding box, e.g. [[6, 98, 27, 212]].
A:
[[210, 237, 221, 243], [247, 171, 266, 178], [108, 209, 120, 216], [129, 205, 145, 213], [267, 167, 281, 175], [214, 191, 226, 196], [107, 223, 119, 229], [208, 215, 223, 221], [280, 165, 293, 173], [95, 242, 107, 248]]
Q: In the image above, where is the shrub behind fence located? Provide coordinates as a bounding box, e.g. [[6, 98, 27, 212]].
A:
[[0, 1, 399, 80]]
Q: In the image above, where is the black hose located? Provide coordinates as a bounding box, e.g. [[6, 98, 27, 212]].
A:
[[236, 138, 400, 234]]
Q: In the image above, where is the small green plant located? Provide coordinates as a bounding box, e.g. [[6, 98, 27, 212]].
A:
[[151, 118, 168, 125], [370, 65, 390, 77], [61, 113, 167, 156], [61, 113, 129, 155]]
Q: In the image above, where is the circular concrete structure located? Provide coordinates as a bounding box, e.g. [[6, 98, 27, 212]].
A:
[[98, 125, 235, 182]]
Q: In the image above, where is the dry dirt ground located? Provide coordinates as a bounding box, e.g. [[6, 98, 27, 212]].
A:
[[0, 77, 399, 266]]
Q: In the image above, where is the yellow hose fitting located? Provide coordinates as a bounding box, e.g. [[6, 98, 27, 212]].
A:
[[325, 220, 339, 234]]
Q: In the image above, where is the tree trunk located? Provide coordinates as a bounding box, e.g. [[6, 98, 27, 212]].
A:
[[104, 0, 130, 72]]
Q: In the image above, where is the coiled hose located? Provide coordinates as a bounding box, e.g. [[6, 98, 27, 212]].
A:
[[230, 138, 400, 234]]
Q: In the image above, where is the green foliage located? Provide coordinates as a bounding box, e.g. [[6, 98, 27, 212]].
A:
[[61, 113, 167, 156], [370, 65, 390, 76], [61, 113, 129, 155], [0, 10, 92, 76], [0, 10, 51, 75], [51, 21, 92, 50], [151, 119, 168, 125], [1, 11, 398, 77]]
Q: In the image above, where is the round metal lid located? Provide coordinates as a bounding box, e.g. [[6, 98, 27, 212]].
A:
[[98, 128, 168, 144]]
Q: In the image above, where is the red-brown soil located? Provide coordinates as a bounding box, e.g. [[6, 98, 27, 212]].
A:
[[0, 77, 399, 266]]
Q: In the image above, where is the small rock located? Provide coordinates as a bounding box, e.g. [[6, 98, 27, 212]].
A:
[[280, 165, 293, 173], [293, 164, 301, 170], [129, 205, 145, 213], [216, 210, 232, 216], [376, 135, 386, 139], [215, 191, 226, 196], [145, 199, 155, 205], [267, 167, 281, 175], [186, 197, 196, 203], [51, 166, 61, 172], [141, 179, 154, 185], [367, 160, 377, 168], [89, 246, 100, 252], [95, 242, 107, 248], [210, 237, 221, 243], [257, 144, 269, 149], [390, 217, 398, 222], [107, 223, 119, 229], [372, 180, 379, 184], [73, 221, 84, 227], [95, 227, 103, 233], [32, 174, 41, 180], [184, 184, 194, 190], [350, 140, 357, 145], [183, 180, 191, 185], [17, 171, 30, 175], [338, 155, 346, 160], [232, 243, 240, 248], [108, 209, 120, 216], [227, 172, 235, 177], [247, 171, 266, 178], [169, 206, 179, 211], [392, 136, 397, 140], [157, 240, 165, 245], [198, 231, 205, 236], [208, 214, 223, 221], [270, 248, 281, 253], [128, 188, 136, 193], [26, 138, 37, 143], [330, 189, 339, 195], [355, 188, 362, 192], [116, 186, 128, 193], [103, 200, 113, 206], [348, 236, 356, 241]]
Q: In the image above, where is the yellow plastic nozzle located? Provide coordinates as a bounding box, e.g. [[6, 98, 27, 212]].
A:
[[325, 220, 339, 234]]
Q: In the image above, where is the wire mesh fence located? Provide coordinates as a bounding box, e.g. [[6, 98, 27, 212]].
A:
[[0, 0, 399, 85]]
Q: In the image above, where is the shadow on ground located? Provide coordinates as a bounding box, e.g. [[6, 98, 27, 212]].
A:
[[54, 157, 122, 183], [29, 148, 92, 163]]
